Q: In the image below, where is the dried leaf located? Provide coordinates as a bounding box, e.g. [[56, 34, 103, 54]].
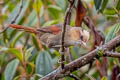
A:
[[75, 0, 86, 27]]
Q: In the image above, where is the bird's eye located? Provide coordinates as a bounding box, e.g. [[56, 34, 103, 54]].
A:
[[80, 35, 83, 41]]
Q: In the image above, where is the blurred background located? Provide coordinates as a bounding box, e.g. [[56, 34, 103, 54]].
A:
[[0, 0, 120, 80]]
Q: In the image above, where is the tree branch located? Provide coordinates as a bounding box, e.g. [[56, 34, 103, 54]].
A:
[[40, 35, 120, 80], [60, 0, 74, 69]]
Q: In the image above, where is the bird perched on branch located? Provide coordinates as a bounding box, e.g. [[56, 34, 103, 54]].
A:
[[9, 24, 89, 48]]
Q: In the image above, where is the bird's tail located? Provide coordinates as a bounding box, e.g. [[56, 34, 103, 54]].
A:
[[9, 24, 38, 34]]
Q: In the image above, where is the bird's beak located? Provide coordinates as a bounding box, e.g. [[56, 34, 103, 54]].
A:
[[80, 41, 89, 49], [81, 41, 87, 47]]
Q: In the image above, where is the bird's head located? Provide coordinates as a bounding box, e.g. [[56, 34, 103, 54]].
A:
[[80, 29, 90, 46], [69, 27, 90, 46]]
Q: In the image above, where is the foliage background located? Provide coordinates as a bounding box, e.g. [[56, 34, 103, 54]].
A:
[[0, 0, 120, 80]]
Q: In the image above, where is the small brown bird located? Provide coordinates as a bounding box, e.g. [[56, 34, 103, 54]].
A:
[[9, 24, 89, 48]]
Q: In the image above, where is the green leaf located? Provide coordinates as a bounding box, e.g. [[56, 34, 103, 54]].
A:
[[25, 47, 34, 61], [9, 30, 17, 41], [105, 15, 118, 20], [8, 48, 23, 61], [3, 30, 9, 45], [105, 23, 120, 43], [36, 51, 53, 76], [114, 58, 120, 67], [101, 76, 107, 80], [42, 20, 59, 27], [94, 0, 103, 10], [33, 0, 42, 14], [55, 0, 66, 11], [27, 62, 35, 74], [35, 74, 43, 78], [10, 32, 24, 47], [0, 35, 6, 46], [115, 45, 120, 52], [116, 0, 120, 10], [26, 8, 44, 27], [4, 59, 19, 80], [27, 10, 38, 26], [32, 34, 40, 51], [48, 5, 61, 19], [0, 48, 23, 61], [100, 0, 108, 13], [13, 76, 21, 80], [104, 9, 116, 15], [70, 46, 80, 59], [48, 5, 62, 11]]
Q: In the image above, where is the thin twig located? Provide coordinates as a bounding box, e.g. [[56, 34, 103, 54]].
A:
[[0, 0, 23, 34], [66, 48, 72, 62], [60, 0, 75, 69], [66, 12, 71, 25], [104, 51, 120, 58]]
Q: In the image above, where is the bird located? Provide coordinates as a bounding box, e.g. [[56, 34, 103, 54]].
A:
[[9, 24, 89, 49]]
